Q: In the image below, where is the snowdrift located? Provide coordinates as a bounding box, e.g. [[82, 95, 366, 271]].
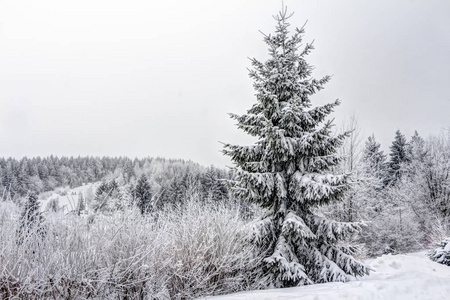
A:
[[206, 252, 450, 300]]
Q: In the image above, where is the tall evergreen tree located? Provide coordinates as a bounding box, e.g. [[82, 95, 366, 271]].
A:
[[135, 174, 152, 214], [223, 8, 368, 287]]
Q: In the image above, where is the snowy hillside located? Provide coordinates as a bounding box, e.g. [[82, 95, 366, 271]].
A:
[[206, 252, 450, 300], [38, 182, 99, 214]]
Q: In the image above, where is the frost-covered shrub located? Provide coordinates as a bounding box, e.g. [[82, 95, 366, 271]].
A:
[[429, 238, 450, 266], [160, 199, 262, 299], [0, 196, 260, 299]]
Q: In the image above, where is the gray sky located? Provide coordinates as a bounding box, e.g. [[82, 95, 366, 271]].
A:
[[1, 0, 449, 167]]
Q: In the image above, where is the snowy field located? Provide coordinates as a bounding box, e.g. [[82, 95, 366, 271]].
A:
[[206, 252, 450, 300]]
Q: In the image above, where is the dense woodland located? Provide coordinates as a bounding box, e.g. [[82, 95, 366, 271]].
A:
[[0, 156, 228, 203], [331, 127, 450, 256], [0, 156, 231, 211]]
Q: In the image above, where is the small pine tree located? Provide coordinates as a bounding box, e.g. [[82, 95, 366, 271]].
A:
[[109, 179, 119, 192], [21, 193, 43, 224], [2, 161, 19, 200], [386, 130, 410, 185], [91, 181, 115, 213], [125, 184, 136, 206], [17, 192, 45, 243], [108, 179, 122, 208], [46, 197, 60, 212], [223, 8, 369, 287], [408, 131, 427, 164], [200, 167, 229, 202], [135, 174, 152, 214], [363, 134, 387, 186], [429, 237, 450, 266], [76, 191, 86, 215], [95, 181, 109, 198], [356, 135, 398, 256], [160, 172, 199, 207]]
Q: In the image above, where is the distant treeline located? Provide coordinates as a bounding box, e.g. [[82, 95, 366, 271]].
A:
[[0, 156, 230, 203]]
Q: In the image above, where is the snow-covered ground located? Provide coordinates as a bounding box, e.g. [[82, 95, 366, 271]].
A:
[[207, 252, 450, 300]]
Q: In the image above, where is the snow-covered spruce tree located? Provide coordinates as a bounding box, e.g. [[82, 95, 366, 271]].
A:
[[223, 8, 369, 288], [91, 181, 110, 213], [135, 174, 152, 214], [353, 135, 389, 256], [408, 131, 427, 164], [386, 130, 410, 186], [17, 192, 45, 244], [429, 237, 450, 266], [363, 134, 387, 185], [76, 191, 85, 216]]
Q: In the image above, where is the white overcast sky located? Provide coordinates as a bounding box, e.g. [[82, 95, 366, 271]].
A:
[[1, 0, 449, 167]]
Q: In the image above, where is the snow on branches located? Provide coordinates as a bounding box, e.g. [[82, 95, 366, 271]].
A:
[[224, 7, 369, 287]]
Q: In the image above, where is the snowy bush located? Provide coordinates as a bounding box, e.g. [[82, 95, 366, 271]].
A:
[[429, 238, 450, 266], [0, 197, 260, 299], [160, 198, 262, 298]]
